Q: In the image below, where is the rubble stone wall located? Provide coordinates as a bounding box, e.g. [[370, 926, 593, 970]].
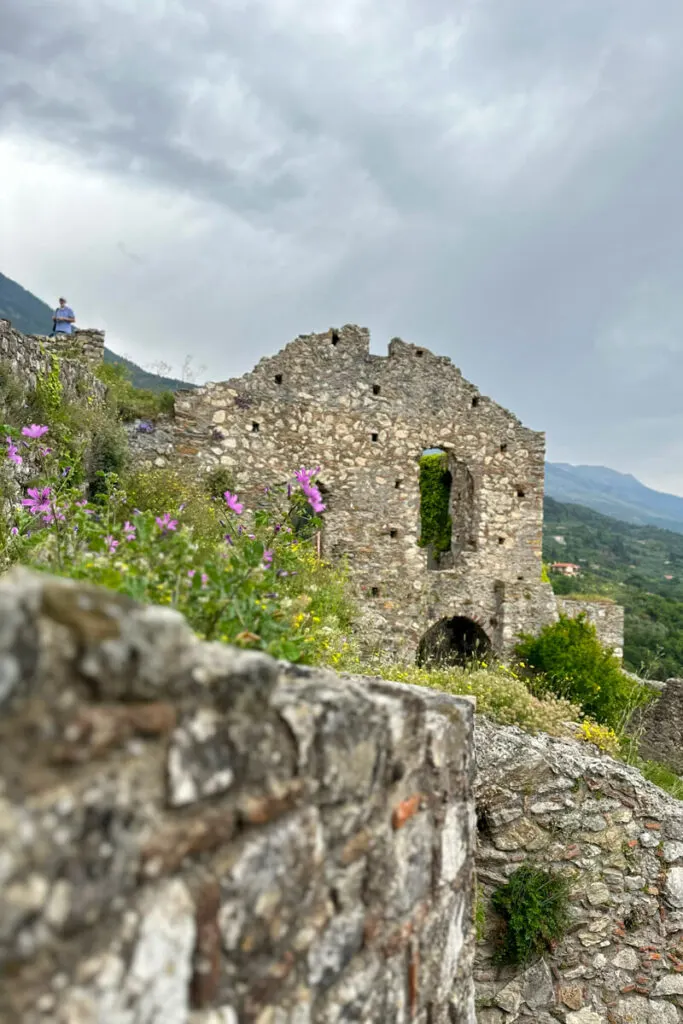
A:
[[558, 598, 625, 660], [0, 319, 104, 397], [128, 324, 559, 661], [475, 717, 683, 1024], [0, 568, 476, 1024], [634, 678, 683, 775]]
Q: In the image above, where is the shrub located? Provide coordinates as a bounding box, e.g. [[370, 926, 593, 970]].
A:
[[86, 416, 128, 495], [121, 467, 223, 547], [95, 362, 171, 422], [203, 467, 236, 501], [366, 661, 585, 738], [515, 614, 650, 729], [491, 865, 570, 964]]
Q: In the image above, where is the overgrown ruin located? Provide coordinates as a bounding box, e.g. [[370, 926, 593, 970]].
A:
[[127, 323, 623, 662]]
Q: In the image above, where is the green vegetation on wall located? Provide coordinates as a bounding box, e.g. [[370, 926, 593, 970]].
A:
[[418, 452, 452, 558], [491, 865, 570, 964]]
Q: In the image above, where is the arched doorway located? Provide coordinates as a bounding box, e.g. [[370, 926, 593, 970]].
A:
[[416, 616, 492, 668]]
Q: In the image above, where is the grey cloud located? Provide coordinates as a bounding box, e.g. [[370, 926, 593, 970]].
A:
[[3, 0, 683, 486]]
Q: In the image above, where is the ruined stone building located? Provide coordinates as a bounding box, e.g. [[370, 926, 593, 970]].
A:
[[0, 316, 623, 661], [135, 324, 565, 662]]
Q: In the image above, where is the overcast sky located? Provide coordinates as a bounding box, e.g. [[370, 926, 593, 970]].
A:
[[2, 1, 683, 491]]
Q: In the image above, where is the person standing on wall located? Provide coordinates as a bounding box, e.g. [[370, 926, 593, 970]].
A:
[[52, 297, 75, 335]]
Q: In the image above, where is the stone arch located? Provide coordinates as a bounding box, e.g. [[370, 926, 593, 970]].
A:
[[416, 615, 492, 668]]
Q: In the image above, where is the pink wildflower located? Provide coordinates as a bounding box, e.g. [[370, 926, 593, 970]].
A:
[[21, 487, 52, 515], [104, 535, 119, 554], [263, 549, 273, 565], [21, 425, 49, 439], [155, 512, 178, 533], [6, 440, 22, 466], [223, 491, 244, 515], [123, 520, 136, 541]]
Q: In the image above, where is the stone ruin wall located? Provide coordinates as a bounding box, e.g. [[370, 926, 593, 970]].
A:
[[558, 598, 625, 661], [0, 319, 105, 397], [475, 717, 683, 1024], [128, 324, 560, 661], [4, 567, 683, 1024], [0, 568, 476, 1024], [633, 678, 683, 775]]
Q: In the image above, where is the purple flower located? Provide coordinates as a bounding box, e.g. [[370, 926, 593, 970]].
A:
[[201, 573, 209, 587], [223, 491, 244, 515], [10, 526, 19, 537], [104, 534, 119, 554], [75, 499, 95, 516], [123, 520, 136, 541], [188, 569, 196, 578], [295, 467, 313, 487], [224, 533, 233, 546], [263, 549, 273, 565], [22, 487, 52, 515], [21, 424, 49, 439], [276, 569, 289, 578], [136, 421, 154, 433], [302, 481, 326, 514], [155, 512, 178, 533], [6, 442, 22, 466], [42, 507, 65, 524]]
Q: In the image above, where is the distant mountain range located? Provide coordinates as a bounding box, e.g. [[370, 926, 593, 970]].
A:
[[545, 462, 683, 535], [0, 271, 193, 393]]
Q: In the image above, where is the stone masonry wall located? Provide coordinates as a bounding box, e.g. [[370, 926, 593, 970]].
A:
[[475, 716, 683, 1024], [558, 598, 625, 660], [0, 568, 476, 1024], [47, 327, 106, 369], [0, 319, 104, 398], [128, 324, 558, 662], [634, 678, 683, 775]]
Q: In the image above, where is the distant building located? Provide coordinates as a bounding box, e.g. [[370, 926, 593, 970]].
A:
[[551, 562, 581, 577]]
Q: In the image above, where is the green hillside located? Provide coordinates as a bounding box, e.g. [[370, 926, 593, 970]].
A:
[[544, 496, 683, 678], [0, 271, 194, 393]]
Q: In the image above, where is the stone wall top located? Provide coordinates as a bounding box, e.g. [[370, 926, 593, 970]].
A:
[[185, 325, 541, 444], [0, 567, 476, 1023]]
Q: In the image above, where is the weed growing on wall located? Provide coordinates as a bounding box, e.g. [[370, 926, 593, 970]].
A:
[[491, 865, 570, 964], [418, 452, 452, 559]]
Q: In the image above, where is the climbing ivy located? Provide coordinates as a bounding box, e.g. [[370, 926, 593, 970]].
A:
[[418, 452, 452, 557], [34, 354, 63, 420]]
